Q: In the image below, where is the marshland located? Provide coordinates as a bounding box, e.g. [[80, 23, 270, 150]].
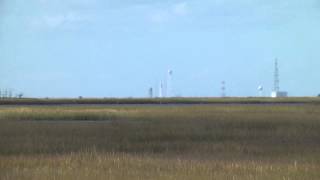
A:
[[0, 99, 320, 179]]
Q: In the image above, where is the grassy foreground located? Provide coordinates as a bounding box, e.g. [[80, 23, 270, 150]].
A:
[[1, 104, 320, 179]]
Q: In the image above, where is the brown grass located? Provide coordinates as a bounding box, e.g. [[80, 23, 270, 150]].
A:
[[0, 104, 320, 179]]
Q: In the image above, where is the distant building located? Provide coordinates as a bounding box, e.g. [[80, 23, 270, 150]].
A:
[[271, 91, 288, 98]]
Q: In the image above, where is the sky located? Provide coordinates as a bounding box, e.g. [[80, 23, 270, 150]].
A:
[[0, 0, 320, 98]]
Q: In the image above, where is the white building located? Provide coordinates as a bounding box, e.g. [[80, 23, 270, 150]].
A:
[[271, 91, 288, 98]]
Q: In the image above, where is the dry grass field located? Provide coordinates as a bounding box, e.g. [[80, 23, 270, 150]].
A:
[[0, 102, 320, 179]]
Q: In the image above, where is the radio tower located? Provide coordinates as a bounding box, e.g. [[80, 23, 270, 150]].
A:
[[221, 81, 226, 97], [274, 59, 280, 92]]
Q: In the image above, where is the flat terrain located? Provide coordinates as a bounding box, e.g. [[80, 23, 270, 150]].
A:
[[1, 100, 320, 179], [1, 97, 320, 105]]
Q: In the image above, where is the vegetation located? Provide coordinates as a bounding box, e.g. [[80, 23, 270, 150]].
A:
[[1, 97, 320, 105], [1, 103, 320, 179]]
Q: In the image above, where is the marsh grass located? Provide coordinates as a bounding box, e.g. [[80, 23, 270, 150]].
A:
[[1, 152, 320, 180], [1, 104, 320, 179], [1, 97, 320, 105]]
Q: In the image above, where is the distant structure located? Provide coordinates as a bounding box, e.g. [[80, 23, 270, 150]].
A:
[[159, 81, 164, 98], [16, 92, 24, 99], [0, 89, 7, 99], [167, 70, 173, 97], [221, 81, 226, 97], [4, 89, 8, 98], [148, 87, 153, 98], [0, 88, 18, 99], [8, 89, 12, 98], [258, 85, 264, 97], [271, 59, 288, 98]]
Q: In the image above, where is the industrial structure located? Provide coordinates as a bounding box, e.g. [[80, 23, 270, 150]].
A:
[[221, 81, 226, 97], [271, 59, 288, 98], [155, 69, 174, 98], [167, 70, 173, 97], [0, 89, 23, 99], [0, 89, 10, 99], [258, 85, 264, 97], [148, 87, 153, 98], [159, 81, 164, 98], [148, 61, 292, 98]]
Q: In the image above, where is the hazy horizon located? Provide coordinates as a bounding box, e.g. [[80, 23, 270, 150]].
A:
[[1, 0, 320, 98]]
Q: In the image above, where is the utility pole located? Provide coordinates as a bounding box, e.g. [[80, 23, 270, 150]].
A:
[[221, 81, 226, 97], [159, 81, 163, 98], [274, 59, 280, 92]]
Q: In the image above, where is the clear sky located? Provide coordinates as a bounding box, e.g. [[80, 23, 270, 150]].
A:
[[1, 0, 319, 98]]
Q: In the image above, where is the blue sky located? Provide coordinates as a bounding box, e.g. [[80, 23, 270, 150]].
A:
[[0, 0, 320, 98]]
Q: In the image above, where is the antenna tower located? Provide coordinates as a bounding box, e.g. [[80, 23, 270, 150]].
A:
[[274, 59, 280, 92]]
